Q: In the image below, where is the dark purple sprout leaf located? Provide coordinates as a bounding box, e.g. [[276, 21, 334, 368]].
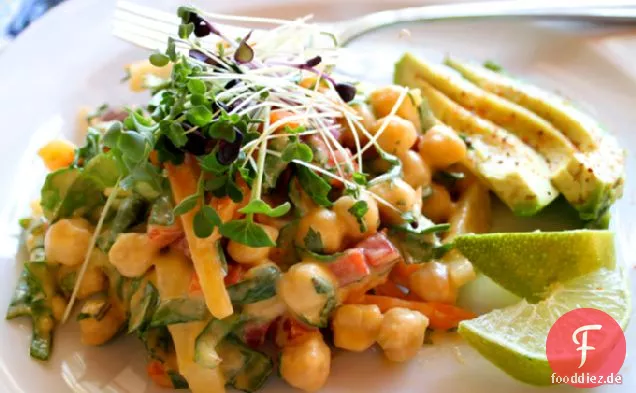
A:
[[305, 56, 322, 67], [194, 20, 212, 37], [234, 31, 254, 64], [335, 82, 356, 103], [216, 130, 244, 165], [184, 131, 209, 156], [225, 79, 240, 89], [186, 12, 221, 38]]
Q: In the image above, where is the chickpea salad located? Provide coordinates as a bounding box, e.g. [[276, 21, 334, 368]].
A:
[[7, 5, 626, 393]]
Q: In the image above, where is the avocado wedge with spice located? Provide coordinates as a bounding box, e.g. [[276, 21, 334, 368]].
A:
[[394, 53, 624, 220], [417, 81, 558, 216], [445, 58, 625, 220]]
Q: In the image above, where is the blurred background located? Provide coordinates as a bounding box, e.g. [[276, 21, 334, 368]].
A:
[[0, 0, 485, 51]]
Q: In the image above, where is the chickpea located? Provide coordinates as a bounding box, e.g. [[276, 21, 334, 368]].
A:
[[418, 123, 467, 169], [295, 208, 345, 253], [108, 233, 159, 277], [368, 178, 417, 225], [372, 115, 418, 157], [79, 303, 126, 346], [377, 307, 429, 363], [400, 150, 432, 189], [409, 261, 455, 304], [447, 258, 477, 289], [58, 263, 107, 300], [332, 194, 379, 241], [38, 140, 76, 171], [227, 225, 279, 265], [421, 183, 454, 223], [341, 104, 374, 149], [51, 296, 67, 322], [277, 262, 336, 327], [280, 332, 331, 392], [44, 218, 93, 266], [332, 304, 383, 352], [369, 85, 421, 130]]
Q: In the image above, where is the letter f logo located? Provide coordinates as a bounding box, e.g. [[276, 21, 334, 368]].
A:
[[572, 324, 602, 368]]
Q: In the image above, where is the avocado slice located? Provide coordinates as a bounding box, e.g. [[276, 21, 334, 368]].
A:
[[394, 53, 623, 220], [445, 58, 625, 219], [394, 53, 574, 176], [418, 81, 558, 216]]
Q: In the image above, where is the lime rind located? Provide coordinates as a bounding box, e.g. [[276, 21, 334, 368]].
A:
[[459, 268, 630, 385], [455, 230, 615, 302]]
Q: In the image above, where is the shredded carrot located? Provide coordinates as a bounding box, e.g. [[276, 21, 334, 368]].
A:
[[374, 280, 408, 299], [147, 221, 184, 249], [188, 272, 202, 295], [146, 361, 173, 388], [166, 155, 234, 319], [355, 294, 476, 331], [149, 150, 160, 166], [224, 264, 246, 286], [404, 291, 422, 301], [269, 110, 301, 131], [275, 315, 318, 347], [390, 261, 420, 287], [344, 288, 367, 304]]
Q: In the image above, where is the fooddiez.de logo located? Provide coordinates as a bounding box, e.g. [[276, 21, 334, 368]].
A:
[[546, 308, 626, 387]]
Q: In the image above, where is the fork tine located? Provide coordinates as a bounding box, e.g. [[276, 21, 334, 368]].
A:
[[113, 13, 177, 50], [113, 0, 252, 52], [116, 1, 179, 25]]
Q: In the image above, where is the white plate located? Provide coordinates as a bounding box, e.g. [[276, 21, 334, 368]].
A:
[[0, 0, 634, 392]]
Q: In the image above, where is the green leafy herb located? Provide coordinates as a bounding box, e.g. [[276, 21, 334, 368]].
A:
[[348, 200, 368, 233], [174, 194, 199, 216], [166, 38, 177, 62], [303, 227, 323, 253], [187, 105, 213, 127], [227, 264, 281, 305], [433, 242, 454, 259], [187, 79, 207, 95], [352, 172, 368, 186], [40, 153, 119, 221], [163, 122, 188, 148], [74, 128, 102, 166], [281, 142, 313, 163], [220, 219, 275, 247], [296, 165, 332, 207], [193, 206, 222, 238], [238, 200, 291, 218], [149, 53, 170, 67], [312, 276, 332, 294], [297, 248, 345, 262], [483, 60, 503, 73], [179, 22, 195, 39], [97, 195, 145, 251], [207, 122, 237, 142]]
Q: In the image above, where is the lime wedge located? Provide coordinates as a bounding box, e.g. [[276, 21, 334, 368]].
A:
[[459, 268, 630, 385], [454, 230, 615, 302]]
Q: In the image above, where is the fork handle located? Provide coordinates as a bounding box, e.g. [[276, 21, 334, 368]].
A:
[[337, 0, 636, 45]]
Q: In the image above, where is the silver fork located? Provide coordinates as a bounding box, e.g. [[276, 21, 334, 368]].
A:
[[113, 0, 636, 52]]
